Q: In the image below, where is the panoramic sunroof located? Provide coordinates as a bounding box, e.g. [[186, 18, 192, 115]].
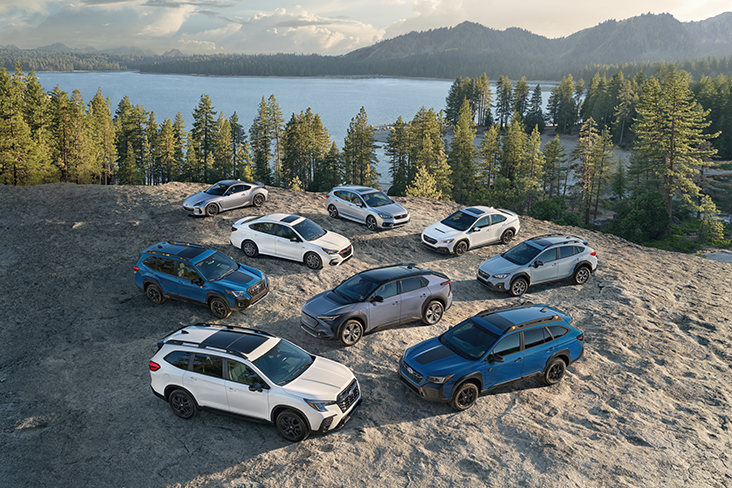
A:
[[281, 215, 299, 223]]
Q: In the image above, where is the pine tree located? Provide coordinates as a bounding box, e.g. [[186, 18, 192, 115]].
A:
[[524, 84, 545, 134], [407, 107, 451, 198], [405, 164, 442, 200], [88, 88, 116, 184], [172, 112, 186, 180], [342, 107, 379, 187], [158, 119, 177, 183], [146, 111, 160, 184], [476, 124, 500, 190], [542, 135, 566, 198], [229, 111, 247, 179], [448, 99, 477, 203], [312, 142, 342, 192], [513, 76, 530, 119], [267, 95, 285, 186], [500, 113, 528, 181], [385, 116, 410, 196], [250, 96, 272, 184], [191, 94, 217, 182], [495, 75, 513, 129]]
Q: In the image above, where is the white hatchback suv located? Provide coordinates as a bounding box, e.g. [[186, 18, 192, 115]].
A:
[[230, 213, 353, 269], [149, 324, 362, 442], [421, 206, 520, 256]]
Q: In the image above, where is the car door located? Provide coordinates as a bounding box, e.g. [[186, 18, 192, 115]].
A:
[[482, 332, 524, 388], [183, 353, 229, 411], [224, 359, 270, 420], [488, 214, 508, 242], [521, 327, 554, 376], [530, 248, 559, 284], [398, 276, 428, 322], [273, 223, 303, 261], [154, 257, 182, 296], [249, 222, 278, 257], [555, 245, 580, 279], [367, 280, 401, 330], [334, 191, 355, 220], [173, 261, 207, 304], [467, 215, 493, 247]]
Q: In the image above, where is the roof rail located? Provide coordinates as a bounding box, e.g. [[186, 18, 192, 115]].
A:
[[194, 322, 276, 337], [166, 241, 204, 248], [477, 301, 534, 317]]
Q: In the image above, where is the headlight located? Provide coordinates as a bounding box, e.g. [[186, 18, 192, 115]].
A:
[[441, 239, 455, 244], [194, 200, 205, 207], [492, 274, 510, 279], [377, 213, 391, 219], [321, 248, 338, 254], [304, 399, 335, 412], [317, 315, 341, 321], [427, 374, 454, 384], [227, 290, 247, 297]]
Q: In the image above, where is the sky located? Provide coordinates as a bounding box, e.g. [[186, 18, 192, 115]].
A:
[[0, 1, 729, 55]]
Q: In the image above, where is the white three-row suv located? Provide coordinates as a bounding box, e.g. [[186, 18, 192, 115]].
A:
[[149, 324, 362, 442]]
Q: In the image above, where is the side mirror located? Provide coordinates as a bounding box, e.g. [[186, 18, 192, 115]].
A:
[[487, 354, 505, 363], [192, 278, 204, 286], [248, 383, 264, 392], [534, 261, 544, 268], [290, 236, 300, 242], [371, 295, 384, 303]]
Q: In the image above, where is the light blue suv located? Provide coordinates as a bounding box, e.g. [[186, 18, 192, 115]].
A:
[[326, 185, 410, 231], [134, 241, 269, 318]]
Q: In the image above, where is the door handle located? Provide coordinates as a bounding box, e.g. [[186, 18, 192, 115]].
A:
[[228, 388, 236, 392], [188, 377, 197, 381]]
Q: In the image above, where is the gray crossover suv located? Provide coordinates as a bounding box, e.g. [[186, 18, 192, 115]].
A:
[[326, 185, 410, 231], [184, 180, 268, 217], [477, 235, 598, 296], [301, 264, 453, 346]]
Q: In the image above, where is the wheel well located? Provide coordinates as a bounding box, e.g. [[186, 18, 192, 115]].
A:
[[143, 279, 159, 291], [270, 406, 311, 430], [207, 293, 227, 305], [511, 273, 531, 286], [454, 375, 483, 393], [164, 386, 197, 406], [422, 297, 445, 314], [574, 262, 593, 273], [546, 353, 569, 370], [303, 250, 320, 262]]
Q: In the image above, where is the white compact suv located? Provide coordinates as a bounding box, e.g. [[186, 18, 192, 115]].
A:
[[421, 206, 520, 256], [230, 213, 353, 269], [326, 185, 410, 231], [149, 324, 362, 442]]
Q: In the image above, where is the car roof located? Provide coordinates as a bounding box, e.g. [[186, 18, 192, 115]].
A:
[[359, 264, 442, 283], [215, 179, 241, 186], [334, 185, 379, 194], [475, 303, 569, 335], [259, 213, 306, 225], [142, 241, 210, 260], [161, 324, 279, 361], [459, 206, 504, 217], [525, 235, 590, 250]]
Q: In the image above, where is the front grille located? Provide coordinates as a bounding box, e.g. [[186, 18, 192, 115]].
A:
[[394, 214, 408, 220], [401, 360, 423, 383], [301, 312, 318, 328], [478, 269, 490, 280], [247, 279, 267, 298], [339, 245, 353, 258], [423, 235, 437, 245], [336, 379, 360, 413]]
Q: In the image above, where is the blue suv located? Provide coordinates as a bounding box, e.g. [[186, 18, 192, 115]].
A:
[[134, 241, 269, 319], [399, 303, 583, 411]]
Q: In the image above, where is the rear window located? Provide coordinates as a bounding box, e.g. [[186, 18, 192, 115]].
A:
[[523, 327, 551, 349], [548, 326, 569, 339], [192, 354, 224, 379]]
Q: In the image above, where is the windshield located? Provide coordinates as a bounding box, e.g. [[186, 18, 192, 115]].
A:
[[334, 274, 380, 303], [194, 251, 238, 281], [252, 339, 313, 385], [362, 191, 392, 207], [205, 182, 228, 196], [293, 218, 326, 241], [439, 319, 499, 361], [440, 210, 478, 232], [502, 241, 543, 266]]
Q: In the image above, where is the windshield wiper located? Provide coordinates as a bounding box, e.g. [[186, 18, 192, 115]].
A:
[[215, 268, 236, 281]]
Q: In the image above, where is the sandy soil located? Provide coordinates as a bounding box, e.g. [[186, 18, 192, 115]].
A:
[[1, 182, 730, 488]]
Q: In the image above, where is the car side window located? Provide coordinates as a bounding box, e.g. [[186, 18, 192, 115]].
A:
[[177, 262, 200, 280], [143, 256, 157, 270], [491, 214, 507, 225], [474, 216, 491, 228], [158, 258, 177, 276], [537, 249, 558, 263], [274, 224, 297, 239], [164, 351, 191, 370], [523, 327, 550, 349], [373, 281, 399, 299], [400, 277, 424, 293], [493, 334, 521, 356], [192, 354, 224, 379], [334, 190, 347, 200], [352, 193, 365, 206], [228, 185, 245, 194], [548, 325, 569, 339], [227, 360, 265, 385], [559, 246, 577, 259], [251, 222, 275, 235]]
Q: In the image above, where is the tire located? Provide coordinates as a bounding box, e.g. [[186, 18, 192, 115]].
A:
[[573, 265, 591, 285], [542, 358, 566, 386], [145, 283, 165, 304], [450, 382, 479, 411], [422, 300, 444, 325], [338, 320, 364, 347], [366, 215, 378, 231], [304, 252, 323, 269], [276, 409, 309, 442], [501, 229, 515, 245], [205, 203, 219, 217], [242, 240, 258, 258], [453, 240, 469, 257], [328, 204, 339, 218], [169, 389, 196, 419], [253, 193, 265, 207], [209, 296, 231, 319], [509, 277, 528, 297]]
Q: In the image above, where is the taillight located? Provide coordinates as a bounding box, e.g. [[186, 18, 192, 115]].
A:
[[133, 266, 139, 272], [577, 333, 584, 341], [590, 251, 596, 256], [149, 361, 161, 371], [231, 226, 236, 232], [440, 280, 451, 286]]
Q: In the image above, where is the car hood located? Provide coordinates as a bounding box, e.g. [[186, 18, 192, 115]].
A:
[[374, 202, 407, 217], [422, 222, 462, 240], [217, 266, 261, 288], [283, 356, 355, 401], [302, 290, 356, 317], [404, 337, 471, 377], [310, 231, 351, 251], [478, 255, 521, 275], [184, 191, 215, 206]]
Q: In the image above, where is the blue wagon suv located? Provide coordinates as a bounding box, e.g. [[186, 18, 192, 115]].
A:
[[134, 241, 269, 319], [399, 303, 583, 411]]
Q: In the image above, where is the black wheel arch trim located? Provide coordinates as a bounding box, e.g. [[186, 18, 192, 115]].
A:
[[573, 261, 595, 274], [544, 349, 571, 373], [270, 405, 313, 432], [164, 385, 199, 407], [453, 371, 484, 394], [510, 273, 531, 286], [333, 312, 368, 334]]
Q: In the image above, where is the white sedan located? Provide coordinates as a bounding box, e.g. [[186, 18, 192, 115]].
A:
[[421, 206, 520, 256], [231, 213, 353, 269]]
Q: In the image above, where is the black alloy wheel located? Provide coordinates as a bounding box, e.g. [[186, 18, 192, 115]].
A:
[[169, 389, 196, 419], [450, 382, 479, 411], [542, 358, 566, 385], [145, 283, 165, 304], [209, 296, 231, 319], [276, 409, 309, 442]]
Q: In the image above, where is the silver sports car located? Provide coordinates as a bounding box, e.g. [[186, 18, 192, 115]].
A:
[[183, 180, 268, 217]]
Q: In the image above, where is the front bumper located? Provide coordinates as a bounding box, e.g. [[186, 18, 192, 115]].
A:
[[312, 379, 362, 434], [421, 234, 453, 254], [398, 359, 450, 403], [476, 269, 508, 292], [379, 215, 411, 229], [231, 279, 269, 311], [328, 245, 354, 266], [183, 205, 205, 216], [300, 312, 337, 339]]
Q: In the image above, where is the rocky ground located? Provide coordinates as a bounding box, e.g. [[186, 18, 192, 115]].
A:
[[1, 182, 730, 488]]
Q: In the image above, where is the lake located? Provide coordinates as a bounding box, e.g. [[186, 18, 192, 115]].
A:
[[34, 71, 556, 185]]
